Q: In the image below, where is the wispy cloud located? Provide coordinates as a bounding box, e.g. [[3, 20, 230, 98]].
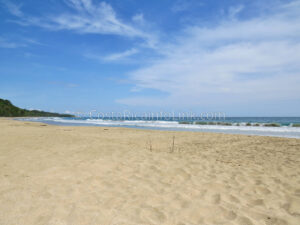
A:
[[48, 81, 79, 88], [22, 38, 44, 46], [85, 48, 139, 62], [2, 0, 156, 46], [171, 0, 189, 13], [132, 13, 145, 25], [103, 48, 139, 61], [1, 0, 22, 16], [171, 0, 203, 13], [0, 37, 26, 48], [0, 36, 43, 49], [66, 83, 79, 88], [117, 1, 300, 109], [228, 5, 244, 20]]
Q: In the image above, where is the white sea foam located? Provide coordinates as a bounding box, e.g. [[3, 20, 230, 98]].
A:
[[18, 117, 300, 138]]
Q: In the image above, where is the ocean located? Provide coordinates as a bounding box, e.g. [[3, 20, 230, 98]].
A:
[[18, 117, 300, 139]]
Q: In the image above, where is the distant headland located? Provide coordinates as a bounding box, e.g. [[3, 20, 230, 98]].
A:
[[0, 98, 74, 117]]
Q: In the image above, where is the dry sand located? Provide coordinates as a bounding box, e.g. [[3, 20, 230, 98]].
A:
[[0, 118, 300, 225]]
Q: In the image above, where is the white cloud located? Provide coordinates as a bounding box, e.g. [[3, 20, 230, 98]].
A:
[[0, 36, 43, 48], [102, 48, 139, 61], [1, 0, 23, 16], [117, 1, 300, 109], [85, 48, 139, 62], [3, 0, 155, 46], [132, 13, 144, 25], [228, 5, 244, 20], [51, 1, 144, 37], [22, 38, 44, 46], [67, 83, 79, 88], [0, 37, 26, 48], [171, 0, 190, 13], [171, 0, 203, 13]]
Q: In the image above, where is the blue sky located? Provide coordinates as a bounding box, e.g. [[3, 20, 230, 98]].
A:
[[0, 0, 300, 116]]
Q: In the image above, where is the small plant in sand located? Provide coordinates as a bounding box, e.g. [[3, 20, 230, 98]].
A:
[[292, 123, 300, 127], [246, 122, 251, 126]]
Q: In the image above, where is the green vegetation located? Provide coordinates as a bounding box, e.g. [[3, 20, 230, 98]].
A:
[[253, 123, 260, 126], [0, 98, 74, 117], [292, 124, 300, 127], [264, 123, 280, 127], [246, 122, 252, 126]]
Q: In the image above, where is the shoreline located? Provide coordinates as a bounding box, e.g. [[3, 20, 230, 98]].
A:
[[15, 117, 300, 139], [1, 118, 300, 224]]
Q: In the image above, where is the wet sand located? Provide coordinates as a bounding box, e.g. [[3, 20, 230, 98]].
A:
[[0, 118, 300, 225]]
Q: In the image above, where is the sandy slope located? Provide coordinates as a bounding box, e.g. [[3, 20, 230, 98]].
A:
[[0, 118, 300, 225]]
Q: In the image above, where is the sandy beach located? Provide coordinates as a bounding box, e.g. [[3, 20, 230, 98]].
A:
[[0, 118, 300, 225]]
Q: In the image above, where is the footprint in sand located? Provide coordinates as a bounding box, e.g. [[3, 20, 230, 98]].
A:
[[247, 199, 265, 207], [228, 194, 240, 203], [295, 189, 300, 196], [284, 197, 300, 216], [236, 216, 254, 225], [255, 186, 271, 195], [139, 206, 166, 224], [223, 210, 237, 220], [211, 193, 221, 204]]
